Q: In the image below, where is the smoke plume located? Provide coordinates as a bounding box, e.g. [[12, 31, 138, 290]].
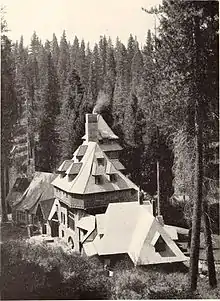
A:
[[92, 91, 110, 114]]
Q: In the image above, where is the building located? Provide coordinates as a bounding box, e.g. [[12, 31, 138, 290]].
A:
[[6, 177, 30, 214], [10, 112, 187, 266], [77, 202, 187, 266], [12, 172, 56, 225], [49, 113, 139, 251]]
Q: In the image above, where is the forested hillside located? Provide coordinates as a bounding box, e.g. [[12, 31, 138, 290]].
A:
[[2, 0, 218, 226]]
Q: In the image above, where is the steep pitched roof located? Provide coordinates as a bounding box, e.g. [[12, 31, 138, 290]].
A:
[[93, 202, 187, 265], [39, 198, 55, 220], [66, 162, 83, 175], [77, 215, 95, 231], [97, 202, 151, 255], [52, 142, 138, 194], [15, 172, 56, 213], [6, 177, 30, 207], [76, 145, 88, 157], [57, 160, 73, 172], [110, 159, 125, 171], [99, 143, 123, 152]]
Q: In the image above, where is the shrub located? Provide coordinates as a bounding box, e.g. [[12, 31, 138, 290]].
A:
[[1, 239, 219, 299], [111, 269, 150, 299], [1, 240, 110, 300]]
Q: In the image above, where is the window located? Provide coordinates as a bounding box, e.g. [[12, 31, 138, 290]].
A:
[[97, 158, 104, 165], [61, 212, 66, 225], [95, 175, 102, 185], [110, 174, 117, 182], [62, 230, 65, 237], [68, 217, 75, 230], [77, 156, 83, 162], [155, 236, 166, 252], [68, 212, 75, 230], [154, 236, 175, 257]]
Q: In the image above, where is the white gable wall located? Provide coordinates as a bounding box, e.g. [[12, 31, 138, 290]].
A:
[[137, 219, 187, 265]]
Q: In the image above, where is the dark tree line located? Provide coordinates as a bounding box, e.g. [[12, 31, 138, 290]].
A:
[[9, 29, 176, 208], [2, 1, 218, 221]]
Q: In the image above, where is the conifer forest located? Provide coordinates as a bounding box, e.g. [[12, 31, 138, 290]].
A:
[[1, 0, 219, 297]]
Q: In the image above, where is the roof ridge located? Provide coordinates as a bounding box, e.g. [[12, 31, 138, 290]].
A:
[[69, 142, 96, 193]]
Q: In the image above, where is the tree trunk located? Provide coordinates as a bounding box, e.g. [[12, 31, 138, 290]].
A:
[[189, 15, 203, 292], [203, 200, 217, 288], [1, 155, 8, 223]]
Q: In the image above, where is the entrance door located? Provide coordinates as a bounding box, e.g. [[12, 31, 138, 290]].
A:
[[51, 220, 59, 237]]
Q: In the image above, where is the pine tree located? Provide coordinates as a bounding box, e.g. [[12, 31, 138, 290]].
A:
[[78, 39, 88, 87], [127, 34, 138, 82], [58, 30, 70, 90], [1, 18, 18, 221], [70, 36, 80, 69], [131, 47, 144, 95], [85, 56, 97, 112], [51, 33, 60, 67], [14, 36, 29, 119], [36, 51, 60, 172], [99, 35, 108, 88], [103, 38, 116, 98], [148, 0, 218, 290], [57, 68, 85, 161], [92, 43, 102, 93], [123, 93, 145, 186], [112, 41, 129, 137]]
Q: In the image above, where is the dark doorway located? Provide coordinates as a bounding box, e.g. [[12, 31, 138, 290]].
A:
[[68, 236, 74, 249], [42, 223, 47, 234], [51, 221, 59, 237]]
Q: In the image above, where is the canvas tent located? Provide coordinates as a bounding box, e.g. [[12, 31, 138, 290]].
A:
[[77, 202, 187, 266]]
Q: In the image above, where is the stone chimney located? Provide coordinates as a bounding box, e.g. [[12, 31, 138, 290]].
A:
[[85, 113, 98, 142]]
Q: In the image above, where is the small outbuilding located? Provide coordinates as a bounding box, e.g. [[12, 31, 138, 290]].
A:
[[12, 172, 56, 225]]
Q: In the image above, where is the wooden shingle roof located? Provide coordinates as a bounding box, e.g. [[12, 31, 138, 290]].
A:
[[66, 162, 83, 175], [52, 142, 138, 194]]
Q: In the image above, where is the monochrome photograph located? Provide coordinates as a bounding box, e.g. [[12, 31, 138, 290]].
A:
[[1, 0, 219, 299]]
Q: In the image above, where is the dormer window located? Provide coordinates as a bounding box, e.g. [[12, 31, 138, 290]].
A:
[[77, 156, 83, 162], [95, 175, 102, 185], [109, 174, 117, 182], [97, 158, 104, 165], [68, 174, 76, 182]]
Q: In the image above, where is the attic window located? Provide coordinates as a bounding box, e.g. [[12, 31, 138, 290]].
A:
[[154, 236, 175, 257], [109, 174, 117, 182], [97, 158, 104, 165], [77, 156, 83, 162], [95, 175, 102, 185], [68, 174, 76, 182]]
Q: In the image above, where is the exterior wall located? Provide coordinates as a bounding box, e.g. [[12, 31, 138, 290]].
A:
[[45, 221, 51, 235], [54, 188, 138, 211], [83, 189, 138, 209], [57, 201, 89, 252], [15, 210, 30, 224]]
